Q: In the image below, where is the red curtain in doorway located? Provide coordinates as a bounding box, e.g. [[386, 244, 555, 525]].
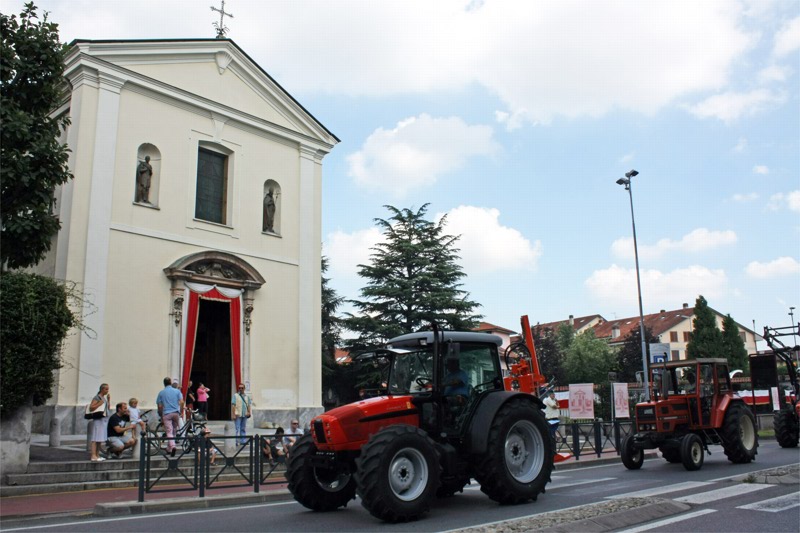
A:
[[181, 285, 242, 399]]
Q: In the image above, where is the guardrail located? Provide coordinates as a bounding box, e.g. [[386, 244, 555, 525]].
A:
[[553, 420, 634, 459]]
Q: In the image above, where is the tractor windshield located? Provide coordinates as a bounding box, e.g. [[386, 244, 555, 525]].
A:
[[387, 348, 434, 395]]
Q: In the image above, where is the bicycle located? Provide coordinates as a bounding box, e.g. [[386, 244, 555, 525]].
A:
[[150, 409, 207, 454]]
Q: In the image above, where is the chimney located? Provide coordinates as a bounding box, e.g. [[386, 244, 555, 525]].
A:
[[660, 309, 665, 314], [682, 303, 688, 309], [569, 315, 574, 327]]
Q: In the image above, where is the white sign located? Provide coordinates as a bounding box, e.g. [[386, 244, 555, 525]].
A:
[[649, 343, 670, 363], [770, 387, 781, 411], [569, 383, 595, 420], [613, 382, 630, 419]]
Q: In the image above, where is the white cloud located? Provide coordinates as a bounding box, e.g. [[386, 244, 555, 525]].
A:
[[41, 1, 760, 126], [745, 257, 800, 279], [753, 165, 770, 175], [683, 89, 786, 123], [758, 64, 790, 83], [619, 152, 635, 163], [767, 191, 800, 212], [585, 264, 728, 307], [730, 192, 759, 202], [732, 138, 748, 152], [346, 114, 499, 197], [324, 227, 385, 282], [436, 206, 542, 275], [773, 16, 800, 56], [611, 228, 737, 260]]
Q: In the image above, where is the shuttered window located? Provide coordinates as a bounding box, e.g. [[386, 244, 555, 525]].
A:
[[195, 148, 227, 224]]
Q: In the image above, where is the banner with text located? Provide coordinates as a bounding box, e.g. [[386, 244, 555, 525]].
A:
[[569, 383, 595, 420]]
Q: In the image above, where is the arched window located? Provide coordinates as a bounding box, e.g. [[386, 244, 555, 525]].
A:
[[135, 144, 161, 206], [262, 179, 281, 235]]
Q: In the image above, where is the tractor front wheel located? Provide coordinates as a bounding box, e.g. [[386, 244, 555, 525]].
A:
[[355, 425, 440, 523], [773, 406, 799, 448], [286, 434, 356, 511], [621, 434, 643, 470], [680, 434, 704, 471], [475, 397, 553, 504], [721, 403, 758, 463]]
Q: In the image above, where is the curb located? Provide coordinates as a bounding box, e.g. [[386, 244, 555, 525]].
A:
[[94, 490, 294, 517], [538, 500, 691, 533]]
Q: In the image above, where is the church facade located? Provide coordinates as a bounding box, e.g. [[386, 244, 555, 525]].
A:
[[34, 39, 338, 432]]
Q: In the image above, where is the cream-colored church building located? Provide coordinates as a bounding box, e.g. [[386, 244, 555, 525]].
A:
[[33, 38, 337, 433]]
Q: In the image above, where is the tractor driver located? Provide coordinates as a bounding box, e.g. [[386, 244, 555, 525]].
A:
[[443, 357, 469, 405], [683, 370, 696, 394]]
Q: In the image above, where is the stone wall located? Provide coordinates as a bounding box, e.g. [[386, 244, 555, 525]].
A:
[[0, 400, 32, 475]]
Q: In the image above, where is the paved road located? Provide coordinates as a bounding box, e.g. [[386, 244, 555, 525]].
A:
[[3, 441, 797, 532]]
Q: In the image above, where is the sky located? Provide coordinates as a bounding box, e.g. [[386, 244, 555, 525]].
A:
[[3, 0, 799, 344]]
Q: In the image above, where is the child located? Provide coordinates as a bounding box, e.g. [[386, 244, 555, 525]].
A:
[[127, 397, 146, 435]]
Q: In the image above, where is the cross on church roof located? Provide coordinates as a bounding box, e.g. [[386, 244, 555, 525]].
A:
[[210, 0, 234, 39]]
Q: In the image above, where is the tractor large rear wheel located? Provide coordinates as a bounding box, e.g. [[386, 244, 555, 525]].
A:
[[721, 403, 758, 463], [355, 425, 440, 523], [286, 435, 356, 511], [475, 397, 553, 504], [773, 406, 799, 448]]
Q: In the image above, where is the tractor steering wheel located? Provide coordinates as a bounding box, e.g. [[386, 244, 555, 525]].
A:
[[415, 377, 433, 390]]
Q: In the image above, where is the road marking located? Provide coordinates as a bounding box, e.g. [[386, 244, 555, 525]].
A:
[[549, 476, 616, 490], [616, 509, 717, 533], [606, 481, 712, 499], [708, 462, 800, 482], [674, 483, 771, 504], [737, 492, 800, 513]]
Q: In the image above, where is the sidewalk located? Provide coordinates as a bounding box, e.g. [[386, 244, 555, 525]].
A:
[[0, 435, 636, 522]]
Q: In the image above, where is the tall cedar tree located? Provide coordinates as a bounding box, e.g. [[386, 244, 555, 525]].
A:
[[321, 256, 343, 382], [345, 204, 481, 352], [533, 326, 567, 386], [722, 314, 749, 374], [616, 326, 660, 383], [1, 3, 73, 269], [686, 295, 724, 359]]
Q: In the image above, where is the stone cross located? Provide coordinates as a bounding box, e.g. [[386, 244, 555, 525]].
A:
[[211, 0, 234, 39]]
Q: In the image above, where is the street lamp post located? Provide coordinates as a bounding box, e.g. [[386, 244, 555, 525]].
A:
[[790, 307, 798, 365], [616, 169, 650, 401]]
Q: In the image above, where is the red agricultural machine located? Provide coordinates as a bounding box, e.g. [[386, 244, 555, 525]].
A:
[[287, 316, 558, 522]]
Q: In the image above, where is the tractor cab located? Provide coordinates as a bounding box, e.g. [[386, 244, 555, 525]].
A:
[[648, 358, 731, 429]]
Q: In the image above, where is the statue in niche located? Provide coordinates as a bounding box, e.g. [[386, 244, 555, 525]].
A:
[[263, 188, 276, 232], [136, 156, 153, 204]]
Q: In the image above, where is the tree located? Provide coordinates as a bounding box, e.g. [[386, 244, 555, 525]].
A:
[[533, 326, 567, 386], [321, 256, 343, 383], [722, 314, 749, 374], [345, 204, 481, 351], [616, 326, 660, 383], [1, 2, 73, 270], [563, 329, 614, 385], [686, 295, 724, 359]]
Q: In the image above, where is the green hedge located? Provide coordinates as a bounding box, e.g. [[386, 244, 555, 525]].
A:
[[1, 271, 75, 417]]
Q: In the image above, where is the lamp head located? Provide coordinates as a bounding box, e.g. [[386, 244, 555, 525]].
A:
[[616, 177, 629, 186], [625, 169, 639, 178]]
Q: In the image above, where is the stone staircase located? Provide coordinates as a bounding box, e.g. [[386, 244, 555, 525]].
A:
[[1, 428, 283, 497]]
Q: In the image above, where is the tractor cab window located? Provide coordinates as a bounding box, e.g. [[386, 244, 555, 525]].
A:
[[675, 365, 698, 395], [715, 364, 730, 393], [388, 348, 433, 395], [699, 364, 714, 397]]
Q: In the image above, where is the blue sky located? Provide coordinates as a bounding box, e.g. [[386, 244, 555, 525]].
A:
[[5, 0, 799, 343]]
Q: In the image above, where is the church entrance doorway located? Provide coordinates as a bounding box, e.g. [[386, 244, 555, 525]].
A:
[[190, 299, 232, 421]]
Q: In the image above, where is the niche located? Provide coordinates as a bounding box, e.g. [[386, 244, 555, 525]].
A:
[[262, 179, 281, 235], [134, 143, 161, 207]]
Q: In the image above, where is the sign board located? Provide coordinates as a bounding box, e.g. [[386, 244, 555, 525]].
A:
[[568, 383, 595, 420], [649, 343, 670, 363], [771, 387, 781, 411], [613, 383, 630, 418]]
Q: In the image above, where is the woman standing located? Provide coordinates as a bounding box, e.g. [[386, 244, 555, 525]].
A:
[[196, 383, 210, 419], [89, 383, 111, 462]]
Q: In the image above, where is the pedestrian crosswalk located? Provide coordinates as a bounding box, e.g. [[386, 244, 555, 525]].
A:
[[672, 483, 771, 504], [736, 492, 800, 513]]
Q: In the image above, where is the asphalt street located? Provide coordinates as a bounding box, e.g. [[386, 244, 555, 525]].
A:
[[2, 441, 798, 532]]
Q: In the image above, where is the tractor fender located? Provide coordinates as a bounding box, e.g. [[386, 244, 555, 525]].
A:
[[466, 391, 545, 454], [714, 395, 745, 428]]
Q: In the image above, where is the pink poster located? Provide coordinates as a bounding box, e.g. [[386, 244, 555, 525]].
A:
[[569, 383, 595, 419], [613, 383, 630, 419]]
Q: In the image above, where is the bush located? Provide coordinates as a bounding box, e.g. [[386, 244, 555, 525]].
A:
[[1, 271, 75, 417]]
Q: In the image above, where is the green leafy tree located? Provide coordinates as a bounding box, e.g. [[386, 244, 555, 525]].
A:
[[321, 256, 344, 388], [345, 204, 481, 352], [533, 326, 566, 386], [1, 272, 75, 417], [1, 2, 73, 270], [616, 326, 660, 383], [563, 329, 614, 385], [555, 322, 575, 354], [722, 314, 749, 374], [686, 295, 724, 359]]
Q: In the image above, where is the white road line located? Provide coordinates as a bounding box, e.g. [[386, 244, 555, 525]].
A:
[[737, 492, 800, 513], [674, 483, 772, 504], [616, 509, 718, 533], [606, 481, 713, 499], [549, 476, 617, 490]]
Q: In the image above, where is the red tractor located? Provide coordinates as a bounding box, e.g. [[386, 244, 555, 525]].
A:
[[621, 358, 758, 471], [287, 321, 554, 522]]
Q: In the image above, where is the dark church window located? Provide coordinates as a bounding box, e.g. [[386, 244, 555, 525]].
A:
[[195, 148, 228, 224]]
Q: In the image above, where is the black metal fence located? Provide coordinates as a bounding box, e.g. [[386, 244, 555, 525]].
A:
[[553, 420, 634, 459]]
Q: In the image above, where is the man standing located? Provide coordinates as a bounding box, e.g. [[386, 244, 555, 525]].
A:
[[231, 384, 251, 445], [543, 391, 561, 443], [156, 377, 183, 456], [107, 402, 137, 458]]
